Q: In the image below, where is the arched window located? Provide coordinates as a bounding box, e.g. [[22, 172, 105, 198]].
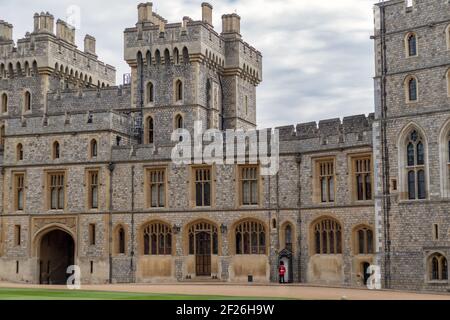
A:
[[52, 141, 60, 159], [155, 50, 161, 65], [355, 226, 374, 254], [405, 33, 417, 57], [173, 48, 180, 65], [1, 93, 7, 113], [429, 253, 448, 281], [175, 80, 183, 101], [284, 224, 293, 251], [116, 226, 126, 255], [183, 47, 189, 64], [90, 139, 98, 158], [405, 76, 418, 102], [164, 49, 171, 65], [406, 130, 426, 199], [16, 143, 23, 161], [313, 218, 342, 254], [24, 61, 30, 77], [147, 116, 154, 144], [175, 114, 183, 130], [446, 25, 450, 51], [446, 69, 450, 97], [143, 222, 172, 255], [24, 91, 31, 111], [146, 82, 154, 103], [146, 51, 152, 67], [235, 220, 266, 255]]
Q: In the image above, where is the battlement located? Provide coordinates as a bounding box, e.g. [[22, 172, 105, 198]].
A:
[[0, 11, 116, 88], [46, 85, 131, 114], [276, 113, 375, 141]]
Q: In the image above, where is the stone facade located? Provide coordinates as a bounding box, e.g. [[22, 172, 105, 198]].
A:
[[0, 0, 448, 291]]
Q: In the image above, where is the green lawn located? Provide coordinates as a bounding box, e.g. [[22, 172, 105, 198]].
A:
[[0, 288, 280, 300]]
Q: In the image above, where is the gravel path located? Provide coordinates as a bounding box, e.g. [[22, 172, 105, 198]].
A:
[[0, 282, 449, 300]]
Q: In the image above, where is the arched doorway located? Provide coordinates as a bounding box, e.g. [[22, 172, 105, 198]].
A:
[[279, 249, 293, 283], [39, 229, 75, 284], [188, 222, 218, 277]]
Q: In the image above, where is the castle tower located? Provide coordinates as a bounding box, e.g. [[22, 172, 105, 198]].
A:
[[123, 2, 262, 145]]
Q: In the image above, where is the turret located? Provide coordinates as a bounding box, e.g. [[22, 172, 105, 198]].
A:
[[0, 20, 13, 42], [222, 13, 241, 37]]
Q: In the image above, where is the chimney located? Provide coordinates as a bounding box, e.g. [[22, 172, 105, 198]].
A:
[[138, 2, 153, 22], [84, 35, 96, 55], [221, 14, 241, 36], [0, 20, 13, 42], [201, 3, 213, 28], [33, 12, 55, 34], [56, 19, 75, 45]]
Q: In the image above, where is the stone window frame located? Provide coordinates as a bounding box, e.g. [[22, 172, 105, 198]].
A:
[[446, 25, 450, 51], [85, 168, 101, 211], [309, 216, 343, 256], [233, 219, 267, 255], [14, 225, 21, 247], [0, 125, 4, 147], [404, 75, 419, 104], [173, 113, 184, 131], [397, 124, 429, 202], [349, 153, 373, 203], [145, 81, 155, 105], [404, 32, 418, 58], [44, 169, 67, 211], [144, 166, 168, 209], [88, 223, 96, 246], [89, 138, 98, 159], [438, 119, 450, 198], [144, 115, 155, 144], [236, 164, 262, 208], [352, 224, 374, 255], [52, 140, 61, 160], [13, 171, 26, 212], [23, 89, 32, 113], [280, 221, 295, 253], [185, 219, 220, 256], [426, 252, 448, 283], [174, 78, 184, 103], [141, 220, 173, 256], [190, 165, 215, 208], [312, 156, 336, 204], [446, 68, 450, 98], [1, 92, 7, 114], [16, 143, 24, 162], [113, 224, 128, 256]]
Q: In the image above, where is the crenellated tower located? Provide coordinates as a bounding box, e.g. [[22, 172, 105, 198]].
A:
[[123, 2, 262, 145]]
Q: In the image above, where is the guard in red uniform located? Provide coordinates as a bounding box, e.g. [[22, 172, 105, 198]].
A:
[[278, 261, 286, 284]]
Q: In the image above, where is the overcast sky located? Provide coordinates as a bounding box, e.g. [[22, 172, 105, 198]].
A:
[[0, 0, 377, 129]]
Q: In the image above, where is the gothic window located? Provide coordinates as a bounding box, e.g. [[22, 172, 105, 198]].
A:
[[194, 167, 211, 207], [317, 159, 335, 203], [313, 218, 342, 254], [406, 130, 426, 199], [89, 224, 96, 245], [24, 91, 31, 111], [52, 141, 60, 159], [146, 51, 152, 67], [446, 25, 450, 50], [90, 139, 98, 158], [284, 224, 293, 251], [405, 76, 418, 102], [173, 48, 179, 65], [0, 125, 5, 147], [240, 166, 259, 205], [14, 173, 25, 211], [146, 117, 154, 144], [406, 33, 417, 57], [235, 220, 266, 255], [16, 143, 23, 161], [48, 172, 65, 210], [175, 80, 183, 101], [175, 114, 183, 130], [182, 47, 189, 64], [355, 226, 374, 255], [146, 82, 154, 103], [446, 69, 450, 97], [164, 49, 170, 65], [118, 227, 126, 254], [155, 50, 161, 64], [1, 93, 7, 113], [147, 168, 166, 208], [143, 222, 172, 255], [429, 253, 448, 281], [353, 156, 373, 201]]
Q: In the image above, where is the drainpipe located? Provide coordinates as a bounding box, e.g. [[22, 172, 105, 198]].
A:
[[296, 154, 302, 283], [108, 162, 115, 284], [130, 165, 136, 282]]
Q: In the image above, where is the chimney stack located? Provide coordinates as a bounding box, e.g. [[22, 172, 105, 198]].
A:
[[201, 3, 213, 28], [56, 19, 75, 45], [221, 14, 241, 36], [84, 34, 96, 55], [33, 12, 54, 34], [138, 2, 153, 22]]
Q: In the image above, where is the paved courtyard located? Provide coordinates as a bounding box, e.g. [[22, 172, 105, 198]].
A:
[[0, 282, 449, 300]]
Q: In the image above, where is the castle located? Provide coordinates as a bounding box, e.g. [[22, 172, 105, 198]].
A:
[[0, 0, 449, 292]]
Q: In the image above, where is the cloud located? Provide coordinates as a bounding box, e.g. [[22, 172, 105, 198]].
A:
[[0, 0, 376, 128]]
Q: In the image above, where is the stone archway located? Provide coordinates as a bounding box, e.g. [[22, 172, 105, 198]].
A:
[[39, 229, 75, 284]]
